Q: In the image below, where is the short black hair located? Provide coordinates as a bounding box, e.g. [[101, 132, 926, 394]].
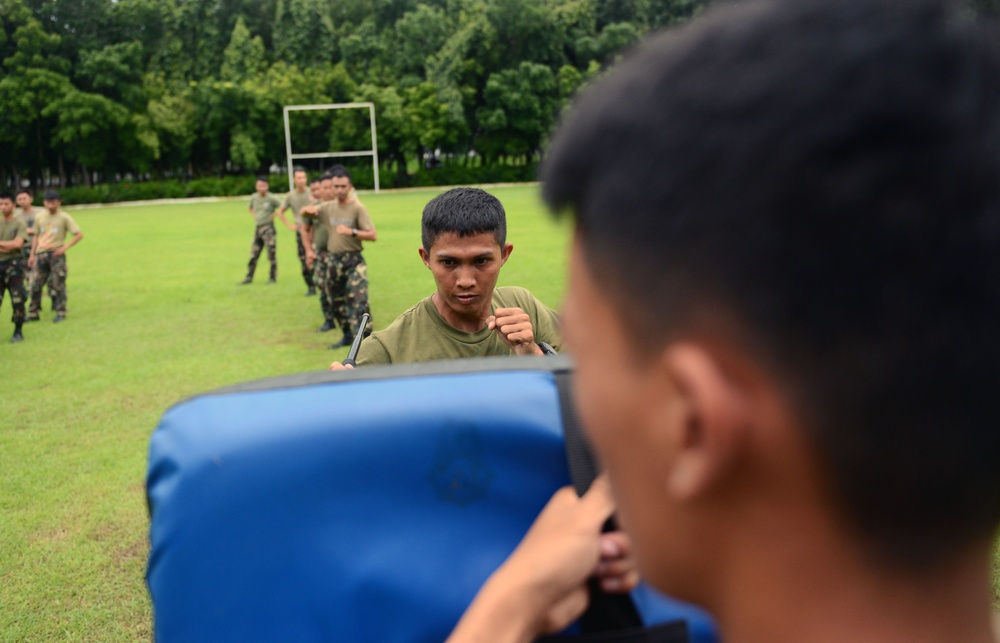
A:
[[15, 189, 31, 198], [543, 0, 1000, 568], [327, 165, 351, 183], [43, 189, 60, 200], [421, 187, 507, 251], [256, 176, 269, 184], [293, 166, 307, 175], [0, 192, 13, 201]]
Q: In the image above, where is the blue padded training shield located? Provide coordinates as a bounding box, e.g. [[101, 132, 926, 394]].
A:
[[146, 356, 717, 642]]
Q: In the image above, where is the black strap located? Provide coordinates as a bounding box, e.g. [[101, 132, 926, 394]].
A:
[[556, 369, 601, 498], [541, 621, 690, 643], [554, 371, 688, 642]]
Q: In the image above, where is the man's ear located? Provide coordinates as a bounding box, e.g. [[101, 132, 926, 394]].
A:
[[659, 343, 750, 501], [500, 242, 513, 265], [419, 247, 431, 269]]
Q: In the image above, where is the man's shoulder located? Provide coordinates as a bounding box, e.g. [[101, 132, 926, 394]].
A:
[[376, 298, 434, 337], [359, 297, 435, 365], [493, 286, 542, 307], [1, 216, 26, 232]]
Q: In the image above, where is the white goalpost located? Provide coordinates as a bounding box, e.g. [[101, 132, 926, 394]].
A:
[[283, 102, 380, 193]]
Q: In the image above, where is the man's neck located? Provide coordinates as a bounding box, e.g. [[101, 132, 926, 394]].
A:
[[713, 520, 997, 643], [2, 213, 13, 222]]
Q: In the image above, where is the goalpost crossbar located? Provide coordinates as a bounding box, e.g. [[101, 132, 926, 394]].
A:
[[283, 102, 380, 192]]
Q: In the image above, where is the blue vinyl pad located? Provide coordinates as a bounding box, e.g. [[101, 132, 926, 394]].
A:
[[146, 357, 717, 642]]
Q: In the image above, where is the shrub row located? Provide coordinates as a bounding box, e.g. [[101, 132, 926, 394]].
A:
[[49, 162, 539, 206], [55, 175, 286, 206]]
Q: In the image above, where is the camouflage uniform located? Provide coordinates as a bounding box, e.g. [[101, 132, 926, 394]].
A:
[[247, 223, 277, 281], [28, 252, 67, 316], [0, 214, 28, 324], [329, 251, 371, 335], [296, 231, 314, 290], [0, 258, 27, 324], [244, 191, 281, 283], [29, 208, 79, 318], [280, 188, 315, 291], [314, 251, 334, 326]]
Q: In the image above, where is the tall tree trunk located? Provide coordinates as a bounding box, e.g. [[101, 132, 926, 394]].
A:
[[58, 155, 67, 188]]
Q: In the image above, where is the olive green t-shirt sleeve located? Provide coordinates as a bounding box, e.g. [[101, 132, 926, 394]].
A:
[[63, 212, 81, 236], [356, 334, 392, 366], [356, 205, 374, 231], [0, 217, 27, 261], [529, 295, 562, 353]]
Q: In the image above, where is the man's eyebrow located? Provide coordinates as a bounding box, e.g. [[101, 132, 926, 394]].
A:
[[434, 251, 495, 260]]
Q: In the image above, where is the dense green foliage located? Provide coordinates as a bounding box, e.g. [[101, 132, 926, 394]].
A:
[[3, 0, 997, 195], [0, 0, 709, 192]]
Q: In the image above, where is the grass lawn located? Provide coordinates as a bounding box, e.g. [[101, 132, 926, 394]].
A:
[[0, 184, 571, 640], [2, 184, 998, 640]]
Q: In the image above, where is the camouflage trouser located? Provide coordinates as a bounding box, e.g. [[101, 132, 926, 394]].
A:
[[246, 223, 277, 280], [29, 252, 67, 315], [313, 251, 334, 323], [296, 231, 314, 289], [0, 259, 27, 323], [328, 251, 371, 335]]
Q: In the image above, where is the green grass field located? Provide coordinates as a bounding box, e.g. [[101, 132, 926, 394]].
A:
[[1, 184, 998, 640], [0, 184, 571, 640]]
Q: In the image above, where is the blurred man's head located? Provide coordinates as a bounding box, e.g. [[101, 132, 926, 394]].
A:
[[328, 167, 352, 204], [15, 190, 32, 211], [544, 0, 1000, 600], [42, 190, 61, 213], [0, 193, 14, 217], [319, 175, 334, 202], [293, 168, 308, 190]]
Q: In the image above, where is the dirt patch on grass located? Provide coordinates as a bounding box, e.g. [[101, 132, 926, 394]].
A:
[[36, 527, 70, 543]]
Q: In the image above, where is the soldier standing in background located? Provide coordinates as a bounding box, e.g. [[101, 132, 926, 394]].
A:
[[0, 192, 28, 342], [275, 167, 317, 296], [303, 176, 337, 332], [302, 167, 376, 348], [28, 190, 83, 323], [239, 176, 281, 285], [14, 189, 41, 299]]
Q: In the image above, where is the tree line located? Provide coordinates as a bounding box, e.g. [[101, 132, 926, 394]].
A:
[[2, 0, 997, 193], [0, 0, 710, 191]]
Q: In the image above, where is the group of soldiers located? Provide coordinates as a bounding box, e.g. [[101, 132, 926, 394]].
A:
[[240, 166, 375, 349], [0, 189, 84, 343]]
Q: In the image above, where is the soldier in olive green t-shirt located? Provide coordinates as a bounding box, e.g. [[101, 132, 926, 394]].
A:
[[358, 286, 561, 365], [27, 190, 83, 323], [276, 169, 317, 295], [330, 187, 562, 369], [0, 192, 29, 341], [302, 178, 337, 331], [303, 171, 378, 349], [239, 177, 281, 285]]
